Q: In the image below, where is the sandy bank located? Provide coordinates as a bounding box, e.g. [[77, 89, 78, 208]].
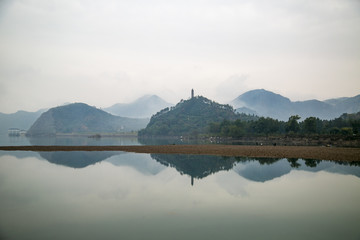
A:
[[0, 145, 359, 162]]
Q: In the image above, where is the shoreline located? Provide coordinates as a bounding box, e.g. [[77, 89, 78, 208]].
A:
[[0, 145, 359, 162]]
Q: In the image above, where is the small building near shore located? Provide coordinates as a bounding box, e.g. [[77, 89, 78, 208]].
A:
[[8, 128, 21, 136]]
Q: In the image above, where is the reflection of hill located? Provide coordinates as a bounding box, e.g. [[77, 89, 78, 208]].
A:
[[39, 151, 117, 168], [151, 154, 237, 181], [150, 154, 360, 184], [233, 158, 290, 182], [0, 150, 42, 159], [106, 153, 166, 175], [233, 158, 360, 182], [297, 159, 360, 178]]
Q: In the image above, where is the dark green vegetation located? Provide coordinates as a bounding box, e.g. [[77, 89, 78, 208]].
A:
[[139, 95, 360, 140], [26, 103, 148, 136], [139, 96, 257, 137], [209, 112, 360, 137]]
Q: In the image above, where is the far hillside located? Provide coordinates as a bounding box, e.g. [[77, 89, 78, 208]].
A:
[[105, 95, 173, 118], [0, 109, 46, 134], [231, 89, 360, 121], [27, 103, 148, 136]]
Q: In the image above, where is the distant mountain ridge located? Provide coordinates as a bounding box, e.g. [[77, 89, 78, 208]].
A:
[[231, 89, 360, 121], [0, 109, 46, 134], [105, 95, 173, 118], [26, 103, 148, 136], [0, 94, 167, 133]]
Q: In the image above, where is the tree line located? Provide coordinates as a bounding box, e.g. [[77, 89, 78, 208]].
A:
[[208, 112, 360, 138]]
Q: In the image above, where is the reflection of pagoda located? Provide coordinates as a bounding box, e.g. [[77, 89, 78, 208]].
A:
[[151, 154, 237, 186]]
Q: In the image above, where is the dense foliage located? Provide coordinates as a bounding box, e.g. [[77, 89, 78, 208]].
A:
[[209, 112, 360, 137], [139, 96, 257, 137]]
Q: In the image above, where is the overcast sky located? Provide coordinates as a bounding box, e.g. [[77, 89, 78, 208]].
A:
[[0, 0, 359, 113]]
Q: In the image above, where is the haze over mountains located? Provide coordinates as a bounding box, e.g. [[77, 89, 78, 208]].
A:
[[231, 89, 360, 121], [104, 95, 173, 118], [1, 90, 359, 134], [0, 109, 46, 134]]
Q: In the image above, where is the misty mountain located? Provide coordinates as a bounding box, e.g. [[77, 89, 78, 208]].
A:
[[231, 89, 360, 121], [26, 103, 148, 136], [105, 95, 173, 118], [0, 109, 46, 134], [325, 94, 360, 114]]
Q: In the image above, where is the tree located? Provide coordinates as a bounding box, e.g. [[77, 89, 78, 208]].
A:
[[286, 115, 301, 133], [303, 117, 317, 134]]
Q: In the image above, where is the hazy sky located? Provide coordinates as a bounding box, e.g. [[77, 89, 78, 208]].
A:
[[0, 0, 359, 113]]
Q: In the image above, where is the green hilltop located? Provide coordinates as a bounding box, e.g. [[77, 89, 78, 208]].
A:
[[139, 96, 255, 137]]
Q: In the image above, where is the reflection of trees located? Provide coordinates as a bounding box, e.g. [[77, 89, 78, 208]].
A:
[[151, 154, 237, 181], [288, 158, 301, 168], [234, 157, 282, 165], [39, 151, 117, 168], [304, 159, 321, 168], [335, 161, 360, 167], [257, 158, 282, 165]]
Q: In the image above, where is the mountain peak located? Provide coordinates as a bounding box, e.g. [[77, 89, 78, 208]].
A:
[[231, 89, 360, 120], [105, 95, 173, 118]]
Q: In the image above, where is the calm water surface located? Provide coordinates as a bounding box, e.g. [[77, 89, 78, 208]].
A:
[[0, 151, 359, 240], [0, 135, 141, 146], [0, 134, 210, 146]]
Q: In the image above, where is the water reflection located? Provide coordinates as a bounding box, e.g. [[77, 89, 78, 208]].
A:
[[151, 154, 237, 185], [106, 153, 166, 175], [151, 154, 360, 184], [1, 151, 360, 240], [38, 151, 118, 168], [1, 150, 359, 183]]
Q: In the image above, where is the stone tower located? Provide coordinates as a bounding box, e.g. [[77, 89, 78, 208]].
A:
[[191, 89, 194, 98]]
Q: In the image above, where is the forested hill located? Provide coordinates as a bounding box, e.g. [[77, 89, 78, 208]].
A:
[[26, 103, 148, 136], [139, 96, 255, 136]]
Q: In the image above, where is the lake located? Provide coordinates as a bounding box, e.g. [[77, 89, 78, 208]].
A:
[[0, 134, 142, 146], [0, 151, 360, 240], [0, 134, 198, 146]]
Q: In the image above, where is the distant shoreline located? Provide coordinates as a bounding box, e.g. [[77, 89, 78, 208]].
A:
[[0, 145, 359, 162]]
